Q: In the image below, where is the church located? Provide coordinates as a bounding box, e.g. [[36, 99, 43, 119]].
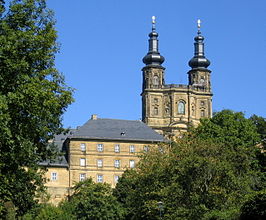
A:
[[142, 17, 212, 137], [42, 18, 213, 204]]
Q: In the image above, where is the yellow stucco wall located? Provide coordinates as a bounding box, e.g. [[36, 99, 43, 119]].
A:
[[44, 167, 69, 205], [44, 139, 155, 204]]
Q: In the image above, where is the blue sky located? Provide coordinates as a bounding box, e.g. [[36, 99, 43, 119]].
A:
[[43, 0, 266, 128]]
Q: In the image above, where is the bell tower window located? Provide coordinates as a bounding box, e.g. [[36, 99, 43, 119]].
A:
[[153, 75, 159, 87], [177, 101, 185, 115], [201, 110, 205, 117], [153, 106, 159, 115], [200, 76, 205, 85]]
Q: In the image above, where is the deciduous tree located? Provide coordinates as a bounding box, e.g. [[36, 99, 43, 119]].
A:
[[0, 0, 73, 216], [114, 110, 265, 219], [61, 178, 125, 220]]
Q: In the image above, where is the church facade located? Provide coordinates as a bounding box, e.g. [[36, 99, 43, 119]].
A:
[[141, 18, 212, 137]]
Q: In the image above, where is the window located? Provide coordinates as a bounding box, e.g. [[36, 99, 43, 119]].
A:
[[114, 144, 120, 153], [153, 106, 159, 115], [201, 110, 205, 117], [80, 158, 86, 167], [97, 144, 104, 152], [153, 75, 159, 85], [51, 172, 57, 181], [177, 100, 185, 115], [200, 76, 205, 84], [129, 160, 135, 168], [114, 175, 120, 184], [97, 159, 103, 168], [97, 174, 103, 183], [143, 146, 149, 152], [129, 145, 135, 153], [80, 143, 86, 152], [114, 160, 120, 168], [200, 101, 205, 106], [80, 173, 86, 181]]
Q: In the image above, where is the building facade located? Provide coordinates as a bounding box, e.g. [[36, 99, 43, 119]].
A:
[[42, 115, 164, 204], [142, 19, 212, 137]]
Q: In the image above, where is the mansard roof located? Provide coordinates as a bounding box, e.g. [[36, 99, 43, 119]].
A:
[[38, 130, 75, 168], [39, 117, 164, 168], [69, 117, 164, 142]]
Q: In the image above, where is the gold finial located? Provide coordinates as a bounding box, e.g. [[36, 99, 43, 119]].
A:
[[152, 16, 156, 24]]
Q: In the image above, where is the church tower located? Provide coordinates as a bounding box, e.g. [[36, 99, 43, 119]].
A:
[[141, 18, 212, 137]]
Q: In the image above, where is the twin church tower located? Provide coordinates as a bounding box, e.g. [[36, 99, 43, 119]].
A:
[[141, 17, 212, 137]]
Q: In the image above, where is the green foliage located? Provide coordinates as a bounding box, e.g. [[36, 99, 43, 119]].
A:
[[60, 178, 125, 220], [114, 147, 171, 219], [249, 114, 266, 174], [4, 201, 16, 220], [115, 139, 253, 219], [249, 114, 266, 141], [21, 204, 73, 220], [240, 190, 266, 220], [114, 110, 265, 219], [191, 110, 260, 149], [0, 0, 73, 217], [192, 110, 265, 190]]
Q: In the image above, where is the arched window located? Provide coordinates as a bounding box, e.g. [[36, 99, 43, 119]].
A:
[[200, 76, 205, 85], [177, 100, 185, 115], [153, 106, 159, 115], [153, 76, 159, 86], [201, 110, 205, 117]]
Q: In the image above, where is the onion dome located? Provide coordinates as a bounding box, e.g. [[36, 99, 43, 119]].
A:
[[188, 19, 210, 69], [143, 16, 165, 66]]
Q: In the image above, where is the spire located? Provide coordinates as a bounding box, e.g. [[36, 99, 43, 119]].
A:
[[188, 19, 210, 69], [143, 16, 165, 67]]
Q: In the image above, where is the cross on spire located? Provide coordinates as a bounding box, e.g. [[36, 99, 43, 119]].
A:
[[197, 19, 201, 35], [152, 16, 156, 31]]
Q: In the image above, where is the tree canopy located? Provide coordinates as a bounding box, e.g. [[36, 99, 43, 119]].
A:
[[0, 0, 73, 217], [60, 178, 125, 220], [190, 110, 260, 149], [114, 110, 266, 219]]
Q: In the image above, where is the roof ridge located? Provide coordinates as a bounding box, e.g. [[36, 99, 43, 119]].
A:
[[92, 118, 142, 122]]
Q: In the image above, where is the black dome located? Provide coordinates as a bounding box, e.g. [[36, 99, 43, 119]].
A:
[[143, 53, 165, 66], [189, 56, 210, 69]]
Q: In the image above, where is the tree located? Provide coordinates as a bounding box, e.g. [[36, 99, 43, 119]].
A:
[[190, 110, 260, 149], [240, 190, 266, 220], [60, 178, 125, 220], [114, 147, 171, 219], [192, 110, 265, 189], [249, 114, 266, 141], [0, 0, 73, 217], [114, 110, 265, 219], [115, 138, 260, 219], [21, 204, 74, 220]]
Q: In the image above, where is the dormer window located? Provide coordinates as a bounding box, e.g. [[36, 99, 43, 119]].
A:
[[120, 132, 125, 136]]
